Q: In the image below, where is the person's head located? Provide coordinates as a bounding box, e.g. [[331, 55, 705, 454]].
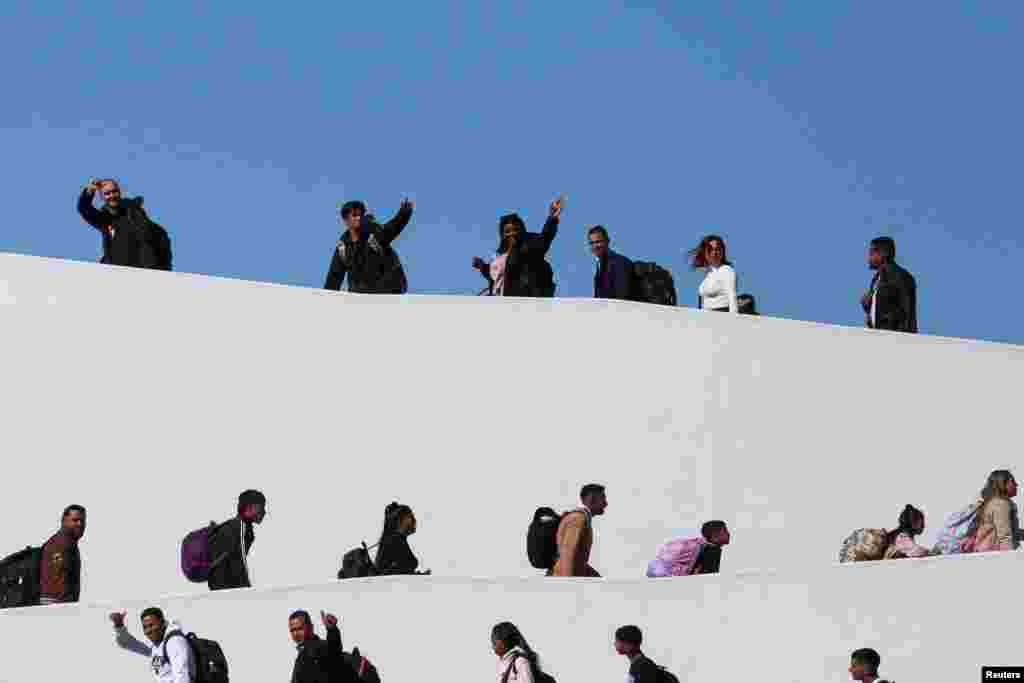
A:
[[288, 610, 315, 644], [491, 621, 537, 663], [61, 505, 86, 541], [897, 504, 926, 537], [868, 237, 896, 270], [237, 490, 267, 524], [701, 520, 730, 545], [849, 648, 881, 680], [498, 214, 526, 253], [140, 607, 167, 644], [588, 225, 610, 259], [980, 469, 1017, 502], [382, 502, 417, 538], [580, 484, 608, 516], [98, 179, 121, 209], [340, 201, 367, 232], [689, 234, 729, 270], [614, 625, 643, 657]]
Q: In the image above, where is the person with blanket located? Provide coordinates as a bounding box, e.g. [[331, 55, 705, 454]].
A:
[[646, 520, 730, 577]]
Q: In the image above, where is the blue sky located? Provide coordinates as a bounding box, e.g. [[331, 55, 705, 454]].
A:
[[2, 2, 1021, 343]]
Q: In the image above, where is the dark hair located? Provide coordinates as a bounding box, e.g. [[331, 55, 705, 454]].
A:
[[237, 489, 266, 516], [701, 520, 727, 540], [289, 610, 312, 625], [62, 504, 86, 518], [492, 622, 541, 671], [378, 502, 414, 545], [736, 293, 757, 315], [140, 607, 165, 623], [497, 213, 527, 254], [614, 625, 643, 646], [886, 505, 924, 546], [850, 648, 881, 674], [580, 484, 606, 501], [588, 225, 609, 242], [689, 234, 731, 270], [341, 201, 367, 220], [869, 237, 896, 262]]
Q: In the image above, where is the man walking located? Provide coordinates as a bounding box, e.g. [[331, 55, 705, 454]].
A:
[[39, 504, 86, 605], [862, 237, 916, 333], [207, 489, 267, 591], [551, 484, 608, 577], [589, 226, 634, 300]]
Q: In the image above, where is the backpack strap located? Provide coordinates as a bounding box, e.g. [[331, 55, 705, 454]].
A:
[[502, 652, 534, 683], [161, 629, 191, 665]]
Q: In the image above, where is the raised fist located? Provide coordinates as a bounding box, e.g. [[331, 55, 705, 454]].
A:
[[109, 611, 126, 628], [321, 611, 339, 629]]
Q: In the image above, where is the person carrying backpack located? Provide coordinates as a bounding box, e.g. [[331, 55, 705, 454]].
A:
[[848, 647, 894, 683], [77, 179, 173, 270], [551, 484, 608, 577], [38, 504, 86, 605], [324, 199, 413, 294], [288, 609, 358, 683], [207, 489, 267, 591], [472, 197, 562, 297], [492, 621, 555, 683], [110, 608, 197, 683], [614, 625, 677, 683], [374, 502, 430, 576], [646, 521, 730, 577], [587, 225, 634, 300]]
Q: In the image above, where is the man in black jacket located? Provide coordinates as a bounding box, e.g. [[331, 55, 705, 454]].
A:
[[207, 489, 266, 592], [324, 199, 413, 293], [862, 237, 917, 333], [76, 178, 172, 270], [289, 609, 358, 683], [472, 197, 562, 297], [588, 225, 634, 300], [614, 625, 662, 683]]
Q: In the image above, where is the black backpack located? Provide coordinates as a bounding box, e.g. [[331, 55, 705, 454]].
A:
[[164, 630, 229, 683], [124, 198, 173, 271], [631, 262, 677, 306], [656, 666, 680, 683], [0, 546, 41, 609], [526, 508, 562, 570], [338, 542, 380, 580], [737, 293, 757, 314], [346, 647, 381, 683]]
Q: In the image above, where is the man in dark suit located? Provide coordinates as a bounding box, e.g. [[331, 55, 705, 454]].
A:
[[589, 226, 634, 300], [862, 236, 917, 333]]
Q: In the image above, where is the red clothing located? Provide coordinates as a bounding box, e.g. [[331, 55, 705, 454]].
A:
[[39, 531, 81, 603]]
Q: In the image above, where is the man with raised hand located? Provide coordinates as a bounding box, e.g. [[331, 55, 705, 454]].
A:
[[110, 607, 194, 683], [324, 198, 414, 294], [289, 609, 358, 683], [76, 178, 172, 270]]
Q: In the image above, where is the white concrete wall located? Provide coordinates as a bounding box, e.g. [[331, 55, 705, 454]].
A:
[[1, 552, 1018, 682], [1, 252, 1022, 603]]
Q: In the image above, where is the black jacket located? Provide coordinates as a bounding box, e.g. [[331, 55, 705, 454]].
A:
[[324, 207, 412, 294], [594, 250, 634, 300], [483, 215, 558, 297], [77, 191, 171, 270], [628, 654, 661, 683], [374, 532, 419, 575], [694, 543, 722, 575], [866, 262, 917, 333], [292, 626, 358, 683], [206, 517, 254, 591]]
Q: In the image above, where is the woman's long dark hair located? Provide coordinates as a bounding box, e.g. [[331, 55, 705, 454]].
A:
[[885, 504, 924, 546], [377, 501, 413, 547], [688, 234, 731, 270], [492, 622, 542, 672]]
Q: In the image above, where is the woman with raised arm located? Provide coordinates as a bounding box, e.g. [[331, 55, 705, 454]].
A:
[[473, 197, 562, 297]]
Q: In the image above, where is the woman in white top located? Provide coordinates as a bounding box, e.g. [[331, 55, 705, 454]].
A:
[[691, 234, 738, 313], [493, 621, 546, 683]]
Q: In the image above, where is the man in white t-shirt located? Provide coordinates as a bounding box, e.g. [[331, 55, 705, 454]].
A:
[[110, 607, 195, 683]]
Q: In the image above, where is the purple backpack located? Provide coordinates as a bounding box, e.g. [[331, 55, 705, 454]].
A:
[[181, 521, 223, 583]]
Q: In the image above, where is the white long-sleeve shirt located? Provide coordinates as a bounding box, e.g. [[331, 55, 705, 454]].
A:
[[698, 264, 738, 312], [115, 621, 195, 683]]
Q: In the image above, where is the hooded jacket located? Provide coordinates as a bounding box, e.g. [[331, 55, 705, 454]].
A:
[[38, 529, 81, 603], [292, 625, 358, 683], [324, 206, 412, 294], [77, 190, 171, 270], [114, 620, 195, 683], [483, 213, 558, 297], [207, 517, 254, 591]]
